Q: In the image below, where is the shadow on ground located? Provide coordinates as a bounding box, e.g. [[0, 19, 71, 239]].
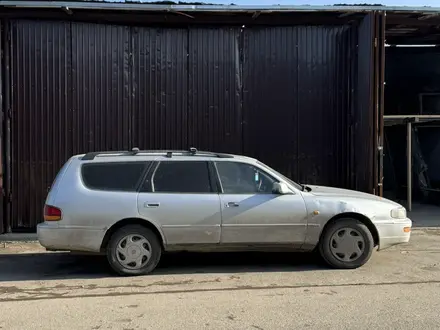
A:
[[408, 203, 440, 228], [0, 251, 327, 281]]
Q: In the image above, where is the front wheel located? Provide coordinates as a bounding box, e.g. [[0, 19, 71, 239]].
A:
[[106, 225, 162, 276], [319, 219, 374, 269]]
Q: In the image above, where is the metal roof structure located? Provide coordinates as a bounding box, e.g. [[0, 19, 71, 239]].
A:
[[1, 1, 440, 14], [1, 1, 439, 44]]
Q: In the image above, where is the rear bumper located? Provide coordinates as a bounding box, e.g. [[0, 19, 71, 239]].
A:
[[376, 218, 412, 251], [37, 223, 105, 253]]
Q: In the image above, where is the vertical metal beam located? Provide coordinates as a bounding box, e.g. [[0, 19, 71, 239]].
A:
[[407, 120, 412, 212], [378, 11, 386, 197], [373, 11, 380, 196]]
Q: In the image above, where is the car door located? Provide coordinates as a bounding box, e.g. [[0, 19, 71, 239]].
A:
[[214, 161, 308, 245], [137, 160, 222, 245]]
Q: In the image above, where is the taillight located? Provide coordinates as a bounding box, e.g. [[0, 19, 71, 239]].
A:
[[44, 205, 62, 221]]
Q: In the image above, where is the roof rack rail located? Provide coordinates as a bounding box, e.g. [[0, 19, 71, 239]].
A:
[[189, 149, 234, 159], [82, 147, 142, 161], [82, 147, 234, 161]]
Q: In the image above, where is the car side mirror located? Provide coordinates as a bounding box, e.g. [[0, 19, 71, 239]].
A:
[[272, 182, 292, 195]]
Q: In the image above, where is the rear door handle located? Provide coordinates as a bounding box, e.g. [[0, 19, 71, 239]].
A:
[[226, 202, 239, 208], [144, 202, 160, 208]]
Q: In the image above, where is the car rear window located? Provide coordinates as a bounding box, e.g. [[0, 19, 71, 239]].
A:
[[81, 162, 149, 191]]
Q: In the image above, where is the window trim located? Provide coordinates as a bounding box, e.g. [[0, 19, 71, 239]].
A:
[[213, 161, 279, 195], [138, 161, 158, 193], [140, 160, 217, 194], [208, 161, 222, 193], [256, 161, 303, 192], [136, 161, 157, 193], [80, 161, 152, 192]]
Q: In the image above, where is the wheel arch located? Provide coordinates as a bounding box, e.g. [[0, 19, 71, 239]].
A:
[[319, 212, 380, 247], [100, 218, 166, 252]]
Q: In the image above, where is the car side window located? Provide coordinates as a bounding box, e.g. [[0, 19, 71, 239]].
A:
[[215, 161, 277, 194], [81, 162, 149, 192], [150, 161, 213, 193]]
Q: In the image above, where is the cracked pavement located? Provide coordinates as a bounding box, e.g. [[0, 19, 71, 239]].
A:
[[0, 229, 440, 329]]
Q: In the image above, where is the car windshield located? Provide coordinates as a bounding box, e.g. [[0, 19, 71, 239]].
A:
[[256, 161, 304, 191]]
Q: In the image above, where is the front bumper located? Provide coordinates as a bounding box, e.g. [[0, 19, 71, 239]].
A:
[[37, 222, 105, 253], [376, 218, 412, 251]]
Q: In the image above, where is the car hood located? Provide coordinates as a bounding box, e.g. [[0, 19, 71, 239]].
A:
[[306, 185, 400, 206]]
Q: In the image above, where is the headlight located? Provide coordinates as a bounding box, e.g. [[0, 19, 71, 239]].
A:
[[391, 207, 407, 219]]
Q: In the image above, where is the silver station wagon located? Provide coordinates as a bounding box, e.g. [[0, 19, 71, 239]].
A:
[[37, 148, 412, 276]]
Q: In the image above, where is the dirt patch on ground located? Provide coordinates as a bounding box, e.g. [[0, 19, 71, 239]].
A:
[[0, 242, 45, 254]]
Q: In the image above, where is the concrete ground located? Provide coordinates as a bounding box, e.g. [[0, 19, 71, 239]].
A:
[[0, 229, 440, 329], [409, 203, 440, 228]]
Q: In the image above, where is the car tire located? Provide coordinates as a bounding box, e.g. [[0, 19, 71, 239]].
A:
[[106, 225, 162, 276], [318, 218, 374, 269]]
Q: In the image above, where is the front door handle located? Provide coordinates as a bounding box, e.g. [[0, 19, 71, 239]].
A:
[[144, 202, 160, 208], [225, 202, 239, 208]]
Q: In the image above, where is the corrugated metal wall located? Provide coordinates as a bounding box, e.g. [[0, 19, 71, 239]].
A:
[[187, 28, 243, 153], [8, 19, 366, 230], [10, 21, 72, 229], [355, 14, 376, 194], [132, 27, 189, 150], [242, 26, 356, 188]]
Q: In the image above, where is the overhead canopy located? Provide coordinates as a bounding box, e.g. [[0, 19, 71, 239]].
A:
[[0, 1, 440, 14], [387, 12, 440, 45], [0, 1, 438, 44]]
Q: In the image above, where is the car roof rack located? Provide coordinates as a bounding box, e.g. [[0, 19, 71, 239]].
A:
[[82, 147, 234, 161], [184, 148, 234, 159]]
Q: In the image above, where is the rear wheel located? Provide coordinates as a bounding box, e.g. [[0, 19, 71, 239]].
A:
[[106, 225, 162, 276], [319, 219, 374, 269]]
